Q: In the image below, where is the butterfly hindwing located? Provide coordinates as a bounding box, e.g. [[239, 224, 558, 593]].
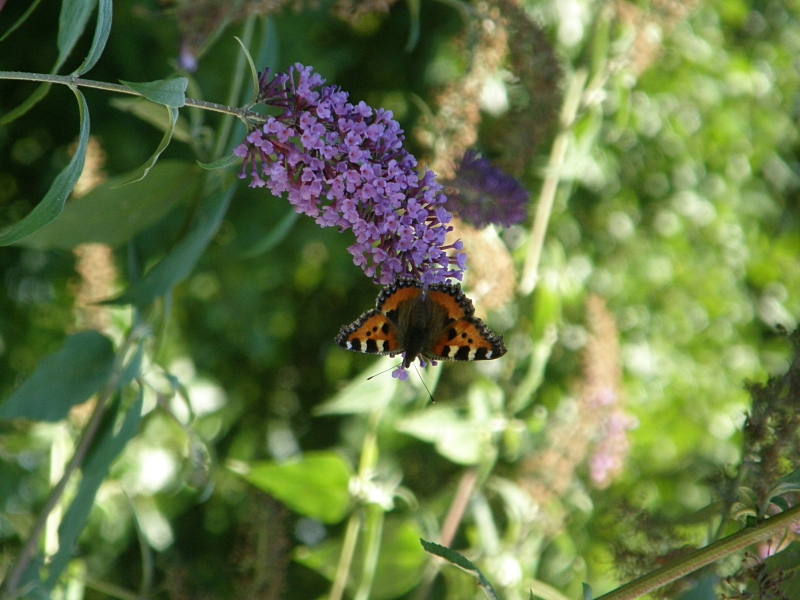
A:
[[335, 309, 401, 355], [428, 317, 507, 362]]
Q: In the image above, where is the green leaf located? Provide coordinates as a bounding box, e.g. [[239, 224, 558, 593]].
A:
[[0, 82, 51, 126], [119, 78, 188, 108], [107, 186, 233, 306], [0, 331, 115, 422], [0, 87, 89, 246], [420, 540, 499, 600], [242, 209, 299, 257], [395, 405, 489, 465], [197, 154, 241, 171], [583, 582, 594, 600], [234, 35, 261, 105], [404, 0, 421, 52], [313, 357, 399, 415], [295, 518, 427, 600], [114, 106, 179, 186], [240, 452, 352, 523], [19, 161, 203, 250], [0, 0, 45, 42], [44, 390, 143, 589], [56, 0, 98, 73], [110, 97, 193, 143], [73, 0, 112, 76]]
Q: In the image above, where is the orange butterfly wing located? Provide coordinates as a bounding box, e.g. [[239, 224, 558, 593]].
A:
[[428, 317, 507, 361], [335, 309, 401, 355]]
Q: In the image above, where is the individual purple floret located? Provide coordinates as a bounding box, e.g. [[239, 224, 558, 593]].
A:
[[234, 63, 466, 285], [443, 150, 530, 228]]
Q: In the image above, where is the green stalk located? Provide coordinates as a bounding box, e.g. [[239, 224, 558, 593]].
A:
[[353, 503, 385, 600], [0, 71, 264, 123], [594, 505, 800, 600]]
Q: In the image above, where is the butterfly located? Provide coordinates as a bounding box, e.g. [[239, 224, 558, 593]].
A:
[[335, 278, 507, 369]]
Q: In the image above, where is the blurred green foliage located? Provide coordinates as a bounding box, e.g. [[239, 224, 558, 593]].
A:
[[2, 0, 800, 599]]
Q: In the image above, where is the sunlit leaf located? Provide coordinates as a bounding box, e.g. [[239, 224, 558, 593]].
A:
[[241, 452, 352, 523], [44, 390, 143, 588], [295, 518, 427, 600], [0, 331, 115, 422], [313, 357, 399, 415], [420, 539, 499, 600], [0, 87, 89, 246]]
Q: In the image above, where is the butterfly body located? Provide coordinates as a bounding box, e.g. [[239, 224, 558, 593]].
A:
[[336, 278, 506, 368]]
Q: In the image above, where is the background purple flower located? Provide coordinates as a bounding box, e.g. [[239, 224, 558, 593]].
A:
[[443, 150, 530, 228], [235, 64, 466, 284]]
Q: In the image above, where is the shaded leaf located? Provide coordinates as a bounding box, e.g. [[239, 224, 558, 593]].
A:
[[120, 78, 188, 108], [110, 97, 193, 142], [0, 0, 45, 42], [0, 331, 115, 422], [234, 35, 261, 105], [115, 105, 179, 186], [0, 87, 89, 245], [197, 154, 241, 171], [19, 161, 203, 250], [56, 0, 98, 73], [242, 209, 299, 257], [73, 0, 112, 76], [44, 390, 143, 588], [240, 452, 352, 523], [676, 575, 717, 600], [0, 82, 51, 126], [107, 186, 233, 306], [583, 583, 593, 600]]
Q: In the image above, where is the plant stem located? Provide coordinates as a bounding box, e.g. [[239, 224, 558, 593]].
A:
[[594, 504, 800, 600], [0, 71, 265, 124], [518, 68, 588, 295], [1, 330, 143, 598]]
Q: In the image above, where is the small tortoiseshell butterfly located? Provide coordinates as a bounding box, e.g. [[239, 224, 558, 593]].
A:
[[335, 278, 507, 368]]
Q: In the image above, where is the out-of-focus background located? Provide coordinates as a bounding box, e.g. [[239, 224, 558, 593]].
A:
[[2, 0, 800, 598]]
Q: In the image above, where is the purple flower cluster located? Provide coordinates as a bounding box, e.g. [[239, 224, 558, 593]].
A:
[[234, 64, 466, 285], [443, 150, 530, 229]]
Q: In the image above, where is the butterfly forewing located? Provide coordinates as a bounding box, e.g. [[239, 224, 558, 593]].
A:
[[335, 310, 401, 354], [426, 283, 475, 321]]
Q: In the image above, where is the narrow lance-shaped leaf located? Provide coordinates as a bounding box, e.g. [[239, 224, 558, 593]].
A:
[[0, 86, 89, 246], [420, 540, 499, 600], [44, 390, 144, 589], [18, 161, 204, 250], [234, 35, 261, 105], [0, 0, 45, 42], [107, 186, 234, 306], [115, 105, 179, 186], [73, 0, 112, 76], [56, 0, 98, 73], [0, 331, 115, 422]]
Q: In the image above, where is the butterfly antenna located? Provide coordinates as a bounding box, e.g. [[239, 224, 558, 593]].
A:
[[413, 364, 436, 403], [366, 362, 402, 381]]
